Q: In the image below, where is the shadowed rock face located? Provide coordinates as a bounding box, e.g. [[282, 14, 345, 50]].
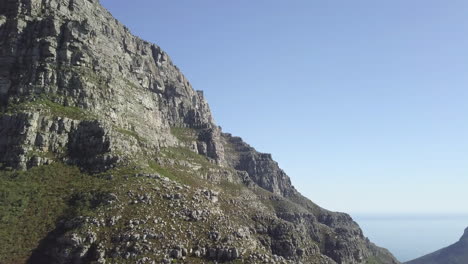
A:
[[0, 0, 400, 263], [406, 227, 468, 264]]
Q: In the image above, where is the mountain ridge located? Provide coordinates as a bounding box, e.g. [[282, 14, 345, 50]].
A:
[[0, 0, 399, 263], [405, 227, 468, 264]]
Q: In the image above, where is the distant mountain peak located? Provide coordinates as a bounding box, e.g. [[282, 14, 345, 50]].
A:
[[460, 227, 468, 242], [406, 227, 468, 264]]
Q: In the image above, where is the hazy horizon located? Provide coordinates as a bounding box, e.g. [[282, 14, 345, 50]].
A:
[[101, 0, 468, 215], [353, 213, 468, 262]]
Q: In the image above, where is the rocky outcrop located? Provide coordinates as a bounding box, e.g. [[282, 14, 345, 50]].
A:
[[0, 112, 75, 169], [0, 0, 400, 263], [67, 120, 117, 172], [222, 133, 295, 196], [405, 227, 468, 264]]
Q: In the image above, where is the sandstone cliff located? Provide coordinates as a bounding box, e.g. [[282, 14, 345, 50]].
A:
[[0, 0, 399, 263]]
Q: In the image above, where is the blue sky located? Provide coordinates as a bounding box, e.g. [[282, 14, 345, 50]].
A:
[[101, 0, 468, 215]]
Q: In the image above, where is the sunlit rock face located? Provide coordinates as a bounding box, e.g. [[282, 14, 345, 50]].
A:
[[0, 1, 400, 263], [0, 0, 225, 170]]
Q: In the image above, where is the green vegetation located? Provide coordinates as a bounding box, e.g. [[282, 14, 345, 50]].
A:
[[51, 64, 107, 87], [0, 163, 113, 263], [33, 97, 89, 120], [218, 180, 245, 195], [123, 78, 141, 90], [98, 164, 144, 178], [25, 149, 56, 160], [115, 127, 147, 143], [2, 94, 91, 120], [76, 67, 107, 86], [148, 160, 174, 179], [148, 159, 204, 187], [161, 147, 215, 168], [0, 130, 384, 264], [0, 161, 169, 263], [170, 127, 198, 142], [67, 190, 115, 217], [366, 256, 383, 264], [269, 195, 309, 214]]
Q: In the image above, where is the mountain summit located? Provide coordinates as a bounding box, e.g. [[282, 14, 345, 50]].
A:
[[463, 227, 468, 241], [405, 227, 468, 264], [0, 0, 398, 263]]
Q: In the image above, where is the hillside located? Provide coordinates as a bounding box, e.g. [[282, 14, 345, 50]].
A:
[[0, 0, 399, 263], [405, 228, 468, 264]]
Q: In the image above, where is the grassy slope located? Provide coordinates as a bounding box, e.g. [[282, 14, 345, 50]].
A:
[[0, 148, 254, 263], [0, 127, 202, 263], [0, 125, 390, 264], [0, 164, 109, 263]]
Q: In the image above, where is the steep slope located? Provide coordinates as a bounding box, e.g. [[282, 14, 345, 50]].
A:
[[405, 227, 468, 264], [0, 0, 399, 263]]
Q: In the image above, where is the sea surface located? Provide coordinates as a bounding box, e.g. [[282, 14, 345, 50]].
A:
[[352, 214, 468, 262]]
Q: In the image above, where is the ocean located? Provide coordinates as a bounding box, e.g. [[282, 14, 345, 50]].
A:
[[352, 214, 468, 262]]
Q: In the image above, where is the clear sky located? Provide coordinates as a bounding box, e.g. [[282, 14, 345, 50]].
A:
[[100, 0, 468, 215]]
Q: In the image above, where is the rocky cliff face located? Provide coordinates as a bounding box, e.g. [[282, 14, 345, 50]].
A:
[[0, 0, 399, 263], [0, 0, 225, 171], [405, 227, 468, 264]]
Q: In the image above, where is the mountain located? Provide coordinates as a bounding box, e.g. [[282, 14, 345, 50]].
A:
[[405, 227, 468, 264], [0, 0, 399, 263]]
